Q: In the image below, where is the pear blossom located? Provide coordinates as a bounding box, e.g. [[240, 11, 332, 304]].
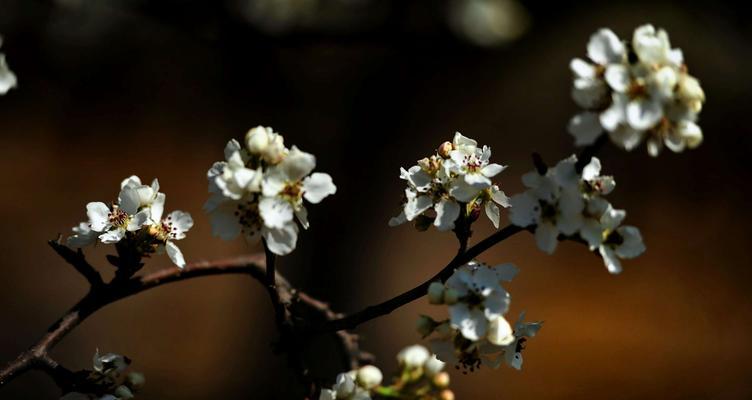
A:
[[147, 210, 194, 268], [568, 25, 705, 156], [580, 202, 645, 274], [508, 156, 584, 254], [0, 36, 17, 95], [397, 344, 430, 369], [390, 132, 509, 232], [260, 146, 336, 230], [66, 176, 192, 268], [205, 128, 336, 256]]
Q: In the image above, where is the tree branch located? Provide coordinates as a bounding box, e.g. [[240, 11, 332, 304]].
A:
[[48, 238, 104, 288], [0, 253, 365, 391]]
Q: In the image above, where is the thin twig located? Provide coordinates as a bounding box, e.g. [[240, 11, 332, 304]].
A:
[[48, 238, 104, 288]]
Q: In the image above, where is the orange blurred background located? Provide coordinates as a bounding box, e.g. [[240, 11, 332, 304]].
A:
[[1, 1, 751, 398]]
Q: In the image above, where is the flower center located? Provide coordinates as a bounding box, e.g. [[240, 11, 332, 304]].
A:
[[108, 208, 130, 228], [280, 181, 303, 203]]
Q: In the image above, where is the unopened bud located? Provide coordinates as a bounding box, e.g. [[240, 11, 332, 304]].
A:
[[438, 141, 453, 158], [439, 389, 455, 400], [432, 371, 451, 388], [357, 365, 383, 389], [427, 281, 445, 304], [417, 157, 432, 171], [443, 288, 460, 305], [245, 126, 271, 154]]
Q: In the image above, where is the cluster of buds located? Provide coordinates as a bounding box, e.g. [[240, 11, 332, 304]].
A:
[[204, 126, 336, 255], [60, 350, 145, 400], [509, 155, 645, 273], [0, 35, 16, 95], [390, 132, 510, 232], [66, 176, 193, 270], [374, 345, 454, 400], [568, 24, 706, 156], [319, 365, 383, 400]]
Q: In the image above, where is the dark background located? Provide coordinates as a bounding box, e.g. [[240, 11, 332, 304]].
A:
[[1, 0, 751, 398]]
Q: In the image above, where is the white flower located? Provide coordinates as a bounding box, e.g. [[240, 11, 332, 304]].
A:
[[261, 146, 336, 230], [86, 189, 149, 244], [568, 25, 705, 156], [390, 133, 509, 231], [444, 261, 517, 344], [320, 370, 374, 400], [149, 210, 194, 268], [205, 130, 335, 256], [580, 203, 645, 274], [580, 157, 615, 196], [245, 126, 286, 164], [0, 36, 17, 95], [494, 311, 543, 370], [509, 156, 585, 254]]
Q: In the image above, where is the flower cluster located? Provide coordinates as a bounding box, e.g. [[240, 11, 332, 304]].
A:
[[374, 345, 453, 400], [66, 176, 193, 269], [390, 132, 509, 232], [204, 126, 336, 255], [568, 25, 705, 156], [418, 261, 540, 372], [509, 155, 645, 273], [60, 350, 145, 400], [319, 365, 383, 400], [0, 35, 16, 95]]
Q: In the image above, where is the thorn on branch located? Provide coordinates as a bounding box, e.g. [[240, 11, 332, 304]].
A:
[[49, 237, 104, 288]]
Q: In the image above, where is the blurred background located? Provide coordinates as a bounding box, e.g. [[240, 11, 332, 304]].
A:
[[1, 0, 751, 398]]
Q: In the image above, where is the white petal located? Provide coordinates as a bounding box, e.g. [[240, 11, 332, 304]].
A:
[[481, 163, 506, 178], [282, 146, 316, 181], [485, 201, 500, 228], [449, 180, 485, 203], [127, 210, 149, 231], [224, 139, 242, 161], [452, 306, 488, 341], [599, 245, 622, 274], [604, 64, 630, 92], [388, 211, 407, 227], [568, 112, 603, 146], [463, 172, 492, 187], [570, 58, 595, 79], [434, 199, 460, 231], [572, 79, 608, 109], [150, 192, 166, 222], [259, 197, 294, 229], [581, 157, 601, 181], [615, 226, 646, 259], [165, 241, 186, 268], [120, 175, 142, 189], [302, 173, 336, 204], [319, 389, 336, 400], [599, 93, 628, 132], [626, 97, 663, 130], [86, 202, 111, 231], [535, 221, 558, 254], [580, 218, 604, 249], [491, 187, 510, 207], [678, 120, 703, 149], [263, 223, 299, 255], [208, 201, 242, 240], [600, 206, 625, 231], [587, 28, 625, 65], [405, 193, 433, 220], [0, 54, 18, 94], [117, 187, 141, 215], [487, 316, 515, 346], [608, 124, 644, 150], [508, 193, 539, 227], [99, 229, 125, 244], [167, 210, 193, 238]]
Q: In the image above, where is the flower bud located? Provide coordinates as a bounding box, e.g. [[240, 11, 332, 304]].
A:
[[397, 345, 430, 369], [437, 141, 453, 158], [427, 281, 445, 304], [443, 288, 460, 305], [432, 371, 451, 388], [678, 74, 705, 113], [439, 389, 455, 400], [245, 126, 271, 154], [416, 315, 437, 337], [333, 373, 355, 398], [356, 365, 383, 389]]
